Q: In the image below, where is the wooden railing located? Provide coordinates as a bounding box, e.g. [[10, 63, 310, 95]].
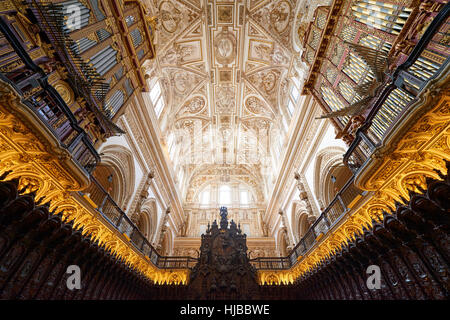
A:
[[252, 176, 364, 270], [82, 176, 198, 269]]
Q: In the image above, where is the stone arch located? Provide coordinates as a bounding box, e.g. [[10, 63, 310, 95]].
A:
[[138, 198, 157, 241], [290, 200, 312, 243], [87, 144, 135, 209], [276, 227, 290, 257], [160, 228, 173, 256], [313, 146, 352, 208]]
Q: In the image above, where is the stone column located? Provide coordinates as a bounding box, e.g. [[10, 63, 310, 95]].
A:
[[156, 206, 171, 250], [258, 210, 269, 237], [294, 172, 319, 216], [278, 210, 295, 251], [129, 170, 154, 223]]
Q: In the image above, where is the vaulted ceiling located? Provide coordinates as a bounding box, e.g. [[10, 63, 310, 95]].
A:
[[142, 0, 319, 205]]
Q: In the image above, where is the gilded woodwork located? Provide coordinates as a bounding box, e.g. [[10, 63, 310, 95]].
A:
[[258, 86, 450, 285], [0, 82, 187, 285]]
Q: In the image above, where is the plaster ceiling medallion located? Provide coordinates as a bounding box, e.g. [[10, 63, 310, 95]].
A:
[[165, 68, 204, 101], [271, 45, 289, 65], [270, 1, 291, 34], [248, 69, 281, 96], [174, 119, 196, 135], [215, 86, 235, 115], [178, 96, 206, 116], [159, 1, 182, 33], [214, 29, 236, 66], [246, 68, 284, 112], [156, 0, 200, 50], [161, 41, 202, 65], [244, 96, 272, 117], [173, 71, 189, 93], [251, 0, 295, 49], [249, 40, 274, 64], [262, 71, 278, 93]]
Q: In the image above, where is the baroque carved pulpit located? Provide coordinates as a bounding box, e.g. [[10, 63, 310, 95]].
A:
[[186, 207, 260, 300]]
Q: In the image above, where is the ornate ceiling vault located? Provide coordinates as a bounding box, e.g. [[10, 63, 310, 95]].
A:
[[143, 0, 307, 205]]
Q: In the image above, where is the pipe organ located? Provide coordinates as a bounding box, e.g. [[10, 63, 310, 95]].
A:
[[0, 0, 156, 151], [300, 0, 448, 144]]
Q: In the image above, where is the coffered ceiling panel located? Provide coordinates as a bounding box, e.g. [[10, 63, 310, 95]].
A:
[[144, 0, 307, 205]]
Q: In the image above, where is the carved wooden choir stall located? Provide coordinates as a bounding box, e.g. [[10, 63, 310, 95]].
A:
[[0, 162, 448, 299]]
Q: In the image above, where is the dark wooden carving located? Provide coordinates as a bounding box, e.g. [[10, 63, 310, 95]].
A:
[[186, 207, 260, 300], [0, 161, 448, 300], [0, 173, 159, 300], [292, 161, 450, 300]]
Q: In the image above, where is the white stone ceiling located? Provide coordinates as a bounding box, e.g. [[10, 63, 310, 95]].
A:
[[142, 0, 317, 205]]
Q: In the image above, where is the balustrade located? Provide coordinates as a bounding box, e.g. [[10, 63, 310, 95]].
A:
[[251, 176, 364, 270], [82, 176, 197, 270]]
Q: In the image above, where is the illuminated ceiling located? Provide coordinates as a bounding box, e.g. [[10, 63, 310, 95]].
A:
[[142, 0, 322, 205]]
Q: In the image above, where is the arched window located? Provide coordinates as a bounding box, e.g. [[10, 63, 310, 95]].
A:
[[149, 81, 165, 118], [200, 188, 210, 206], [240, 190, 249, 206], [219, 185, 231, 205]]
